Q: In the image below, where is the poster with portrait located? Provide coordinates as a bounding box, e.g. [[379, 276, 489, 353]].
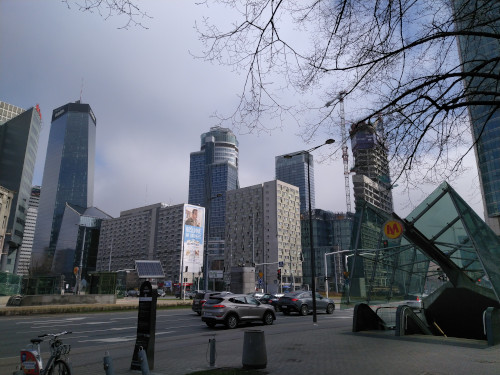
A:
[[181, 204, 205, 274]]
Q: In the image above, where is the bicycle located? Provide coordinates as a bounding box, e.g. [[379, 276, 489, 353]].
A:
[[19, 331, 72, 375]]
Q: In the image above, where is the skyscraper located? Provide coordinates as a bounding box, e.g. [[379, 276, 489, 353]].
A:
[[275, 152, 315, 214], [453, 0, 500, 235], [350, 119, 393, 213], [32, 101, 96, 273], [0, 103, 42, 273], [188, 127, 239, 272]]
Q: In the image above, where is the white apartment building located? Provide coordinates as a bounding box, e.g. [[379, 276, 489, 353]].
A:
[[17, 186, 40, 275], [224, 180, 302, 294]]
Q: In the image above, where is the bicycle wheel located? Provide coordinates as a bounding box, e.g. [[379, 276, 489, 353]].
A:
[[47, 359, 71, 375]]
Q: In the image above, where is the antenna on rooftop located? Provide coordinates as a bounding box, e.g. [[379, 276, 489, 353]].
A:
[[79, 78, 84, 102]]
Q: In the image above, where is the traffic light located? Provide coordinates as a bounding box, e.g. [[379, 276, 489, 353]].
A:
[[277, 269, 281, 281], [382, 240, 388, 248]]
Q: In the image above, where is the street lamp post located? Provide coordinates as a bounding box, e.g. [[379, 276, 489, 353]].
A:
[[75, 226, 86, 295], [284, 139, 335, 324], [203, 193, 222, 291]]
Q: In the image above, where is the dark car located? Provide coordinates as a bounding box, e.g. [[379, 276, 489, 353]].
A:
[[278, 291, 335, 316], [125, 289, 139, 297], [258, 293, 282, 312], [192, 291, 232, 315], [202, 293, 276, 329]]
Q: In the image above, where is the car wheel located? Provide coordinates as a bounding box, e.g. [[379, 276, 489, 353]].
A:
[[300, 304, 309, 316], [282, 310, 290, 315], [206, 321, 216, 328], [225, 314, 238, 329], [263, 311, 274, 325], [326, 303, 335, 314]]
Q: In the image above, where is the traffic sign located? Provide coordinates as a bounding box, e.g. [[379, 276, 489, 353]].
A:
[[278, 261, 284, 267], [383, 220, 404, 239]]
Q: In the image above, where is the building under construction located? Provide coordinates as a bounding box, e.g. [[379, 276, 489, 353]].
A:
[[350, 119, 393, 214]]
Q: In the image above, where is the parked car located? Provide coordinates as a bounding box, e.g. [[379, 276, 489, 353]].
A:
[[404, 293, 428, 309], [186, 290, 197, 299], [202, 293, 276, 329], [258, 293, 282, 312], [192, 291, 232, 315], [125, 289, 139, 297], [278, 291, 335, 316], [248, 292, 265, 299], [156, 289, 166, 297]]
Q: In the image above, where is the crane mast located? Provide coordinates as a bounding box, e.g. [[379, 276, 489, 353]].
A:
[[339, 92, 351, 213]]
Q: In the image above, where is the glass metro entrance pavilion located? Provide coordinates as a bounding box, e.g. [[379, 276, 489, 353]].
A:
[[342, 182, 500, 344]]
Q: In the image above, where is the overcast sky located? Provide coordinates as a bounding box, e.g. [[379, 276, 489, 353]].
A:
[[0, 1, 484, 219]]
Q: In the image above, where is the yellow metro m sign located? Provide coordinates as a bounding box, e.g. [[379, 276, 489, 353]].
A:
[[383, 220, 404, 239]]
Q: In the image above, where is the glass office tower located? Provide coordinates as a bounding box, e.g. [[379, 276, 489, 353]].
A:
[[453, 0, 500, 235], [32, 101, 96, 273], [0, 104, 42, 273], [188, 127, 239, 271], [275, 153, 315, 214]]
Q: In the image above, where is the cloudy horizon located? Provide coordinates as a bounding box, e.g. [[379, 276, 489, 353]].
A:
[[0, 1, 484, 220]]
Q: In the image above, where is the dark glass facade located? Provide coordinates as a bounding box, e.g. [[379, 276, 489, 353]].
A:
[[301, 209, 354, 289], [275, 153, 315, 214], [0, 106, 42, 273], [52, 204, 110, 285], [32, 102, 96, 273], [188, 127, 239, 263], [453, 0, 500, 233]]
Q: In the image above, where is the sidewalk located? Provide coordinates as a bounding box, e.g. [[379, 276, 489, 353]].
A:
[[72, 318, 500, 375]]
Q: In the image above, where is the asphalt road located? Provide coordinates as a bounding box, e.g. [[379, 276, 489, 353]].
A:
[[0, 306, 354, 374]]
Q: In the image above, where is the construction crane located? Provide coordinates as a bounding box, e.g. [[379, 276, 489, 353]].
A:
[[338, 92, 352, 213], [326, 92, 351, 213]]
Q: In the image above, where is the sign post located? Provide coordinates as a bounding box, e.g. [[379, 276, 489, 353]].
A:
[[130, 280, 157, 371]]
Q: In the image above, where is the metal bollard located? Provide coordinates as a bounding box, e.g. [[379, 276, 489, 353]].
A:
[[138, 347, 150, 375], [209, 336, 216, 366], [103, 351, 114, 375]]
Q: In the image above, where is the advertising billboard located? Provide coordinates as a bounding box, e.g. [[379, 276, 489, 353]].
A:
[[181, 204, 205, 274]]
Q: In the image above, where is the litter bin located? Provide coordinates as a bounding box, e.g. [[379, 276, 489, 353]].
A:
[[242, 329, 267, 369]]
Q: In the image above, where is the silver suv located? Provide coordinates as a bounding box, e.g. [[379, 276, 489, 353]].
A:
[[192, 291, 232, 315], [201, 294, 276, 329]]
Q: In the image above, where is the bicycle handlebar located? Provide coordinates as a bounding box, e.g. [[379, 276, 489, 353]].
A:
[[38, 331, 72, 338]]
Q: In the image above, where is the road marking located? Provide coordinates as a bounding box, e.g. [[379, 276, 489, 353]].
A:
[[76, 330, 176, 343], [78, 336, 137, 343], [72, 327, 131, 334]]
